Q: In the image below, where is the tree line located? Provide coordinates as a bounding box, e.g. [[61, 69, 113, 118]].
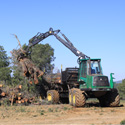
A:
[[0, 44, 125, 99], [116, 79, 125, 100]]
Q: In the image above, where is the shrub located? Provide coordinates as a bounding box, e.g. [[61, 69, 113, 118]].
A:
[[120, 120, 125, 125]]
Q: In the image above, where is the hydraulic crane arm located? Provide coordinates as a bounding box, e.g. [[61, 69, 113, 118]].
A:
[[26, 28, 60, 52], [54, 32, 90, 59], [26, 28, 89, 60]]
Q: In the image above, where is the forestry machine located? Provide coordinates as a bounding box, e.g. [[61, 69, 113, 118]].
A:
[[18, 28, 120, 107]]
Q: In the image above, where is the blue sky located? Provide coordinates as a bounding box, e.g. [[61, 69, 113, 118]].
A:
[[0, 0, 125, 81]]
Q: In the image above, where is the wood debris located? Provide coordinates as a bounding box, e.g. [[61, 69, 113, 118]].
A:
[[10, 34, 44, 84], [0, 85, 36, 106]]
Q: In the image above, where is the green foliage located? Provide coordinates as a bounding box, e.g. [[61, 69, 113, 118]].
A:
[[117, 79, 125, 100], [22, 43, 55, 73], [30, 43, 55, 73], [120, 120, 125, 125], [0, 67, 11, 82], [0, 45, 11, 84], [0, 46, 9, 67]]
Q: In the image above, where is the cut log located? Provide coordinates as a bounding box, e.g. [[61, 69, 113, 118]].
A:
[[11, 50, 44, 84], [18, 100, 21, 104], [0, 84, 3, 88], [24, 98, 28, 102], [21, 99, 25, 103], [18, 96, 21, 100], [18, 85, 22, 90], [18, 93, 22, 96], [1, 92, 6, 97]]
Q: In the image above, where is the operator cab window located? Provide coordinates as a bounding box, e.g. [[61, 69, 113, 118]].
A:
[[91, 61, 101, 74]]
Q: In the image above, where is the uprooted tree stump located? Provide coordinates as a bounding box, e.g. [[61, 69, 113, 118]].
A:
[[10, 34, 44, 84]]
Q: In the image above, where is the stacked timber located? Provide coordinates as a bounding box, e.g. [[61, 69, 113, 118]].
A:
[[0, 85, 36, 106]]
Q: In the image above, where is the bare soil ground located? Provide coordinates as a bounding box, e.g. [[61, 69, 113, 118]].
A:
[[0, 100, 125, 125]]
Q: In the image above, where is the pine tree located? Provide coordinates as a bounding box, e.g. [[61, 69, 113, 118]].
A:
[[0, 46, 11, 84], [117, 79, 125, 99]]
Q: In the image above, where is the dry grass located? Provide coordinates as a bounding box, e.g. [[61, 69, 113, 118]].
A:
[[0, 100, 124, 125]]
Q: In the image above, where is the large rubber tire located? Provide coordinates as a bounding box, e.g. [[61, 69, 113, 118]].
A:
[[72, 88, 86, 107], [47, 90, 59, 104], [99, 89, 120, 107], [107, 89, 120, 107]]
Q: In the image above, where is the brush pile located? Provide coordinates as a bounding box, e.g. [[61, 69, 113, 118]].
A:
[[10, 34, 44, 84]]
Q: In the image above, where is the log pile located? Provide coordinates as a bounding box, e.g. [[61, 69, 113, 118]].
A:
[[0, 85, 36, 106]]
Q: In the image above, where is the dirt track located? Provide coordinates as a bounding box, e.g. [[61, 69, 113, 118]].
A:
[[0, 100, 125, 125]]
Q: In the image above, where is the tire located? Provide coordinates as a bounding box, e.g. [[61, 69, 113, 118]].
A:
[[107, 89, 120, 107], [72, 88, 86, 107], [99, 89, 120, 107], [47, 90, 59, 104]]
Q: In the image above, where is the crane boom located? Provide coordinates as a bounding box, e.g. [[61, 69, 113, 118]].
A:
[[26, 28, 89, 60], [26, 28, 60, 52], [54, 32, 90, 59]]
